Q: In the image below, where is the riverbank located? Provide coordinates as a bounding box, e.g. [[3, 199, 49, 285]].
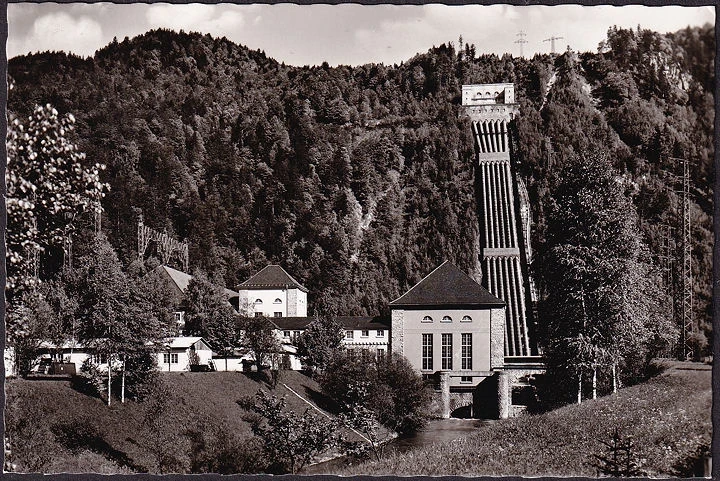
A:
[[325, 362, 711, 477]]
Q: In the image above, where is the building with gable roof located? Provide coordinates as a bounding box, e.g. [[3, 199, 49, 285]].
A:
[[147, 265, 239, 330], [390, 261, 511, 418], [238, 265, 308, 317]]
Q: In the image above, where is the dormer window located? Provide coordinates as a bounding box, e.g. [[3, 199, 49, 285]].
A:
[[274, 298, 282, 304], [441, 316, 452, 323], [422, 316, 433, 323]]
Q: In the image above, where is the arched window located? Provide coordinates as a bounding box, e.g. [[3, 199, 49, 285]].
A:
[[441, 316, 452, 323], [422, 316, 433, 323], [254, 299, 263, 304], [461, 315, 472, 322], [274, 298, 282, 304]]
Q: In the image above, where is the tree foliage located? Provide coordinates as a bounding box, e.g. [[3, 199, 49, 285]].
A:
[[243, 389, 341, 474], [6, 102, 108, 295], [240, 316, 281, 370], [320, 352, 431, 435], [539, 152, 676, 404], [294, 316, 345, 373]]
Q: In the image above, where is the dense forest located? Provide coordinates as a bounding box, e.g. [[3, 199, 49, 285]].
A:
[[8, 24, 714, 344]]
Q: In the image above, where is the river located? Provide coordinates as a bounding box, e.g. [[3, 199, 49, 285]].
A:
[[304, 418, 492, 474]]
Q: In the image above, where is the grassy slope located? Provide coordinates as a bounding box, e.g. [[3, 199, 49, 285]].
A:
[[5, 370, 332, 473], [333, 362, 711, 477]]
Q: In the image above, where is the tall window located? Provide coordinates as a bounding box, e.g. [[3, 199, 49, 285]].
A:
[[361, 330, 369, 337], [274, 312, 283, 318], [346, 331, 354, 340], [422, 334, 433, 370], [441, 334, 453, 370], [461, 333, 472, 370]]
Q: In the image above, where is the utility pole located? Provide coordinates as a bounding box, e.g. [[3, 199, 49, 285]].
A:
[[678, 156, 693, 360], [663, 158, 693, 360], [658, 223, 675, 338], [543, 35, 564, 54], [515, 31, 528, 58]]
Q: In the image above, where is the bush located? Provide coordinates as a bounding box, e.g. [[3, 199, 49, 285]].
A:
[[320, 352, 431, 435], [72, 359, 105, 398], [185, 418, 267, 474], [121, 349, 160, 402]]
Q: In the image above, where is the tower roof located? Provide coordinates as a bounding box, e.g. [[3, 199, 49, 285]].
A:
[[390, 261, 504, 308], [238, 265, 309, 293]]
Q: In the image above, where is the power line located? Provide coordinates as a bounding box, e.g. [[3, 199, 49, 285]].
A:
[[515, 31, 528, 58], [543, 35, 564, 54]]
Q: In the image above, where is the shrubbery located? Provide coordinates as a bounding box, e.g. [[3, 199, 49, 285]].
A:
[[320, 352, 431, 435]]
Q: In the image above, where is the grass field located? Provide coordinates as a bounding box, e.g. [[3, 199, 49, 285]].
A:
[[331, 362, 712, 477], [5, 370, 334, 473]]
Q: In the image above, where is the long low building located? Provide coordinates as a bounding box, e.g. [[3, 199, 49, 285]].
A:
[[27, 337, 214, 375], [273, 316, 390, 357]]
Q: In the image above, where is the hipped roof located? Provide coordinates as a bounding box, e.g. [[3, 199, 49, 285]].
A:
[[238, 265, 309, 293], [390, 261, 504, 308]]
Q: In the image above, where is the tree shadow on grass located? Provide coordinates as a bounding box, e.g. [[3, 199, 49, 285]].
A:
[[303, 386, 342, 414], [52, 419, 146, 472]]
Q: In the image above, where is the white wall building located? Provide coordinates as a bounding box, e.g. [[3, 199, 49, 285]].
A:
[[238, 265, 308, 317], [157, 337, 213, 372]]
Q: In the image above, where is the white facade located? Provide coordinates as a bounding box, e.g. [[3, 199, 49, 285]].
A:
[[462, 83, 515, 106], [239, 287, 307, 318], [157, 337, 213, 372], [342, 328, 389, 357]]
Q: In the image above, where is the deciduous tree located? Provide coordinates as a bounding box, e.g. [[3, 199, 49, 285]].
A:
[[295, 316, 344, 374], [539, 151, 675, 405], [243, 390, 341, 474]]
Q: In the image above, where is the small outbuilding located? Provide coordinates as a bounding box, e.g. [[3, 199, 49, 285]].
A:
[[157, 336, 213, 372]]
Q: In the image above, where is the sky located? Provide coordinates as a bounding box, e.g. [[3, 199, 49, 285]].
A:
[[7, 3, 715, 67]]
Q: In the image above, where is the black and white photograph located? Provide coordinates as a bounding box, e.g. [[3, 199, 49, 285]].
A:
[[3, 2, 714, 477]]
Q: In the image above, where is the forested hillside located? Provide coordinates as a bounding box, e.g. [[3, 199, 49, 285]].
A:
[[8, 25, 714, 337]]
